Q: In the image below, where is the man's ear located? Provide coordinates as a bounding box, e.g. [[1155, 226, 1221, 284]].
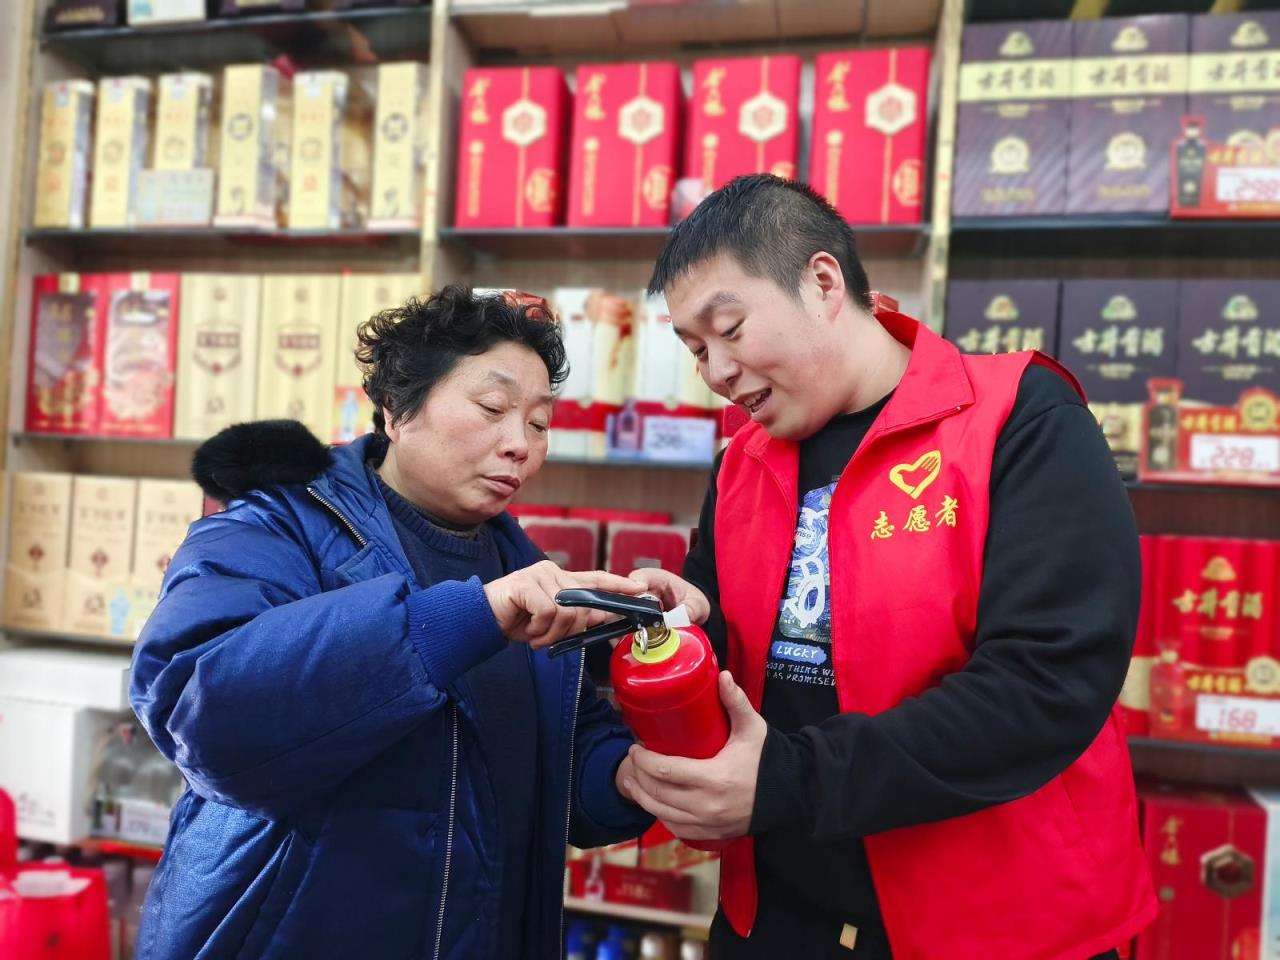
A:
[[808, 252, 847, 321]]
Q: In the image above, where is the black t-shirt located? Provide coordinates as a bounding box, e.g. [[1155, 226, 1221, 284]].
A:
[[686, 367, 1138, 960]]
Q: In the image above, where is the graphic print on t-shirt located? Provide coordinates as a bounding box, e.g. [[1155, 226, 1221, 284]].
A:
[[767, 482, 836, 688]]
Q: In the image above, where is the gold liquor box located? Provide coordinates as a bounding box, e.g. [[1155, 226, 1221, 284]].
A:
[[215, 64, 292, 228], [257, 274, 343, 440], [174, 273, 263, 439], [370, 63, 429, 228], [334, 273, 419, 442], [64, 476, 137, 637], [289, 70, 372, 229], [4, 472, 74, 632], [90, 76, 152, 228], [155, 72, 216, 171], [34, 81, 96, 229]]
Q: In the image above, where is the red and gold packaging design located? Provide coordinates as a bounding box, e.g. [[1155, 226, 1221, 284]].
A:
[[256, 274, 343, 441], [686, 55, 800, 191], [1120, 534, 1160, 737], [550, 288, 636, 458], [1136, 785, 1264, 960], [605, 523, 690, 577], [518, 518, 600, 571], [25, 273, 108, 435], [4, 472, 74, 632], [454, 66, 570, 228], [810, 47, 931, 225], [1148, 535, 1280, 746], [99, 273, 180, 438], [568, 61, 682, 227], [566, 859, 694, 914]]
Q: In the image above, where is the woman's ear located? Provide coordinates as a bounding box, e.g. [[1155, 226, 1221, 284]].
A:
[[382, 407, 400, 444]]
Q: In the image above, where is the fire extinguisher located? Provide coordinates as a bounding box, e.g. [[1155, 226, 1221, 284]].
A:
[[548, 589, 731, 849]]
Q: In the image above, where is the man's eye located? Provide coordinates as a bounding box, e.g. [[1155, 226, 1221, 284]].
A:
[[722, 321, 743, 339]]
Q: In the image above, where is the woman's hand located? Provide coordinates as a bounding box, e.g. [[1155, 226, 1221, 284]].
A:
[[483, 561, 647, 647], [625, 568, 710, 625]]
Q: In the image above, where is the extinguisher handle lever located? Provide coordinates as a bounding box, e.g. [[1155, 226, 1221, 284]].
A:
[[545, 616, 637, 660], [554, 589, 664, 622]]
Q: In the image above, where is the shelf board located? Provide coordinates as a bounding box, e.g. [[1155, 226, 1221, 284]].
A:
[[453, 0, 940, 58], [563, 895, 713, 931], [24, 227, 421, 260], [39, 5, 431, 72], [949, 216, 1280, 261], [3, 627, 135, 649], [544, 453, 714, 472], [1129, 736, 1280, 788], [1125, 479, 1280, 498], [12, 433, 200, 448], [441, 224, 928, 261]]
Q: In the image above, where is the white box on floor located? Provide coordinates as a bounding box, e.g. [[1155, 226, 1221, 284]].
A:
[[0, 696, 126, 844], [0, 647, 132, 711]]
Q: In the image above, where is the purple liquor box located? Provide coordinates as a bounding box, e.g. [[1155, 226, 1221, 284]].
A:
[[1067, 15, 1190, 215], [1176, 280, 1280, 406], [954, 21, 1073, 217], [944, 279, 1062, 357], [1189, 12, 1280, 155]]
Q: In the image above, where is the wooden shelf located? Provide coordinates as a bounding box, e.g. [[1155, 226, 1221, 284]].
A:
[[39, 5, 431, 73], [441, 224, 929, 262], [12, 433, 200, 448], [949, 217, 1280, 261], [563, 895, 712, 932], [3, 627, 135, 649], [24, 227, 421, 262], [967, 1, 1253, 21], [1129, 736, 1280, 789], [452, 0, 940, 58]]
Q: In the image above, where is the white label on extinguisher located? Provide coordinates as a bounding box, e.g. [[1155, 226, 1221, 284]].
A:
[[1196, 695, 1280, 737]]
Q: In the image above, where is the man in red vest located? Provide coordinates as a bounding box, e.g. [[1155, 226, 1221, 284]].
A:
[[621, 175, 1156, 959]]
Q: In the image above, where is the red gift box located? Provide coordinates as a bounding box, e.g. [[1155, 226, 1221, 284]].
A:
[[99, 272, 179, 438], [568, 61, 683, 227], [1120, 534, 1160, 737], [520, 518, 600, 570], [454, 66, 570, 228], [566, 859, 693, 914], [25, 273, 108, 435], [810, 47, 931, 225], [685, 55, 801, 191], [1136, 784, 1264, 960], [605, 523, 690, 577]]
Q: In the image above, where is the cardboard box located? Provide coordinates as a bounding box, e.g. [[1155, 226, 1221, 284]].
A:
[[25, 273, 108, 435], [4, 473, 74, 633], [45, 0, 121, 29], [174, 274, 263, 440], [334, 272, 420, 443], [154, 72, 216, 171], [454, 66, 571, 228], [1136, 785, 1264, 960], [810, 47, 931, 225], [89, 77, 152, 228], [686, 55, 801, 191], [944, 280, 1061, 357], [605, 523, 690, 577], [215, 64, 291, 228], [1058, 280, 1179, 475], [0, 697, 127, 844], [289, 70, 372, 230], [33, 81, 95, 228], [0, 648, 132, 712], [567, 860, 693, 913], [954, 22, 1072, 217], [371, 62, 430, 228], [99, 273, 179, 438], [1176, 280, 1280, 406], [64, 476, 137, 637], [568, 61, 682, 227], [1189, 13, 1280, 161], [1068, 16, 1190, 215], [519, 518, 600, 570], [218, 0, 305, 12], [127, 0, 206, 24], [257, 274, 343, 440], [551, 288, 636, 458]]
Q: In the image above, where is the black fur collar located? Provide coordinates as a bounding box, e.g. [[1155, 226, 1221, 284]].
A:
[[192, 420, 333, 503]]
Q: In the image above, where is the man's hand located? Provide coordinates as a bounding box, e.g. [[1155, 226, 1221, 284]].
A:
[[626, 567, 711, 625], [483, 560, 645, 647], [621, 671, 767, 841]]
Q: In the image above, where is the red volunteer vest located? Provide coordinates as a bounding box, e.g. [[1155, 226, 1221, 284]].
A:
[[714, 313, 1156, 959]]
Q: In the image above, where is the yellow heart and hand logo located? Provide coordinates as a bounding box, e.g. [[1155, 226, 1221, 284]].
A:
[[889, 450, 942, 500]]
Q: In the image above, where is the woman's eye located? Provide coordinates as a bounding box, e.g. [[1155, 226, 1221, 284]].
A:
[[530, 422, 548, 434], [722, 321, 743, 339], [479, 404, 503, 416], [692, 346, 707, 361]]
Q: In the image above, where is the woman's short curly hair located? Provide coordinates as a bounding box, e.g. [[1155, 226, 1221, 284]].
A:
[[356, 284, 567, 441]]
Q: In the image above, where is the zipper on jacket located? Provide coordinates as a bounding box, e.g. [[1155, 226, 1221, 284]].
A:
[[434, 705, 459, 960], [558, 657, 585, 952], [306, 486, 368, 548]]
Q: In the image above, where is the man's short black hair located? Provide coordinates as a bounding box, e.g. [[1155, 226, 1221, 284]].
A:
[[648, 174, 873, 311], [356, 284, 567, 441]]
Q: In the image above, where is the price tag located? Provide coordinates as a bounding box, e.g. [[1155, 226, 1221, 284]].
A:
[[642, 415, 716, 463], [1189, 434, 1280, 473], [1196, 694, 1280, 737], [116, 798, 173, 847], [1217, 167, 1280, 205]]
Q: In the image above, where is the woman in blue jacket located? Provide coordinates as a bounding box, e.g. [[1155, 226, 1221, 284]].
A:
[[129, 286, 653, 960]]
